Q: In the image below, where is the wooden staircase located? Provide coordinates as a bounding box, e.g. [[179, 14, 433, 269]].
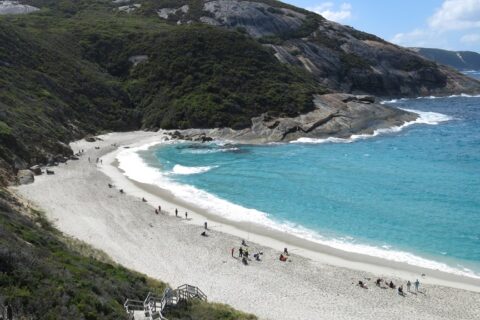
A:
[[124, 284, 207, 320]]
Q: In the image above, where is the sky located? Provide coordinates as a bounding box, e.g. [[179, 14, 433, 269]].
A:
[[284, 0, 480, 52]]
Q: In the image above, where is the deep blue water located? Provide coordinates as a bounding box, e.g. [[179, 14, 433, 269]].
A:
[[140, 72, 480, 277]]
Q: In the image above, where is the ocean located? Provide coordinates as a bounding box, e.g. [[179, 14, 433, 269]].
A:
[[121, 71, 480, 279]]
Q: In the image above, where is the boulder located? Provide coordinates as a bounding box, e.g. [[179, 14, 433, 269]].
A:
[[17, 170, 34, 185], [85, 135, 96, 142], [29, 165, 42, 175]]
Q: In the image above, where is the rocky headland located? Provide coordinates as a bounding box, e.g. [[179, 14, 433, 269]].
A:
[[172, 93, 418, 143]]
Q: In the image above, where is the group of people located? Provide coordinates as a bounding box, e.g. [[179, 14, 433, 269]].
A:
[[232, 240, 265, 265], [366, 278, 421, 296]]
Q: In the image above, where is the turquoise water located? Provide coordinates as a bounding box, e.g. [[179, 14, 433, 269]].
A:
[[137, 73, 480, 277]]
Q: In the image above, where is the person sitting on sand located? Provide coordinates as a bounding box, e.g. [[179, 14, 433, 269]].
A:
[[142, 197, 147, 202], [242, 257, 248, 265], [284, 247, 289, 256], [389, 281, 395, 289], [376, 278, 382, 287], [279, 254, 287, 262], [119, 189, 124, 194], [358, 281, 367, 289], [201, 231, 207, 237], [108, 183, 113, 188]]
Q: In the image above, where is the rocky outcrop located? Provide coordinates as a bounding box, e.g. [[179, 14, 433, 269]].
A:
[[180, 93, 418, 143], [202, 0, 306, 37], [0, 1, 39, 15], [154, 0, 480, 97]]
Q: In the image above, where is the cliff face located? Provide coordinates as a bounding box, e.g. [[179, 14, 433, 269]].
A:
[[411, 48, 480, 71], [155, 0, 480, 97]]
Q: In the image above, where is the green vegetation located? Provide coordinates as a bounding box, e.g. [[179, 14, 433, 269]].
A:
[[0, 188, 257, 319], [0, 1, 319, 174], [164, 300, 257, 320], [0, 189, 165, 319]]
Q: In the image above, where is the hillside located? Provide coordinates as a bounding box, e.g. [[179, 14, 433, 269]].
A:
[[0, 0, 478, 177], [149, 0, 480, 96], [0, 188, 256, 319], [411, 47, 480, 71]]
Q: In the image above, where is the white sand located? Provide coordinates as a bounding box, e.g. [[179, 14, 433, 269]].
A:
[[13, 131, 480, 320]]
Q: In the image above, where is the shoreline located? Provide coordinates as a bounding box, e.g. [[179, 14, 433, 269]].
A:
[[104, 133, 480, 292], [13, 130, 480, 320]]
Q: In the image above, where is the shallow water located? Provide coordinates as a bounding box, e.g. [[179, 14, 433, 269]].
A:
[[134, 72, 480, 278]]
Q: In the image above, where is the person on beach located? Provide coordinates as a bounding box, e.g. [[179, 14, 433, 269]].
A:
[[88, 157, 90, 163], [231, 248, 235, 257], [407, 280, 411, 292], [376, 278, 382, 287], [155, 209, 158, 215], [284, 247, 289, 256], [414, 279, 420, 292], [175, 208, 178, 217], [201, 231, 207, 237], [239, 247, 243, 257], [242, 239, 247, 246], [244, 248, 249, 259], [358, 281, 367, 289], [204, 221, 208, 230], [398, 285, 404, 296], [389, 281, 395, 289], [96, 158, 99, 163], [158, 205, 161, 213], [142, 197, 147, 202], [119, 189, 124, 194], [279, 254, 287, 262], [185, 212, 188, 220], [100, 159, 102, 164]]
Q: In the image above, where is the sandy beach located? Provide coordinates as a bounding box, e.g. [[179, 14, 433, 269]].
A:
[[13, 131, 480, 320]]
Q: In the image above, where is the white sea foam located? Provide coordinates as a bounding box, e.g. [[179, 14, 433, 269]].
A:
[[116, 141, 480, 279], [172, 164, 216, 175], [292, 109, 453, 144], [382, 94, 480, 104]]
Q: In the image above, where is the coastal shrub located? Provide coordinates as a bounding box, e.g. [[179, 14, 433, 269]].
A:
[[0, 189, 166, 319]]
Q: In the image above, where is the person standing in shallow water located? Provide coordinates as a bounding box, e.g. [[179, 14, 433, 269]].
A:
[[185, 212, 188, 220]]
